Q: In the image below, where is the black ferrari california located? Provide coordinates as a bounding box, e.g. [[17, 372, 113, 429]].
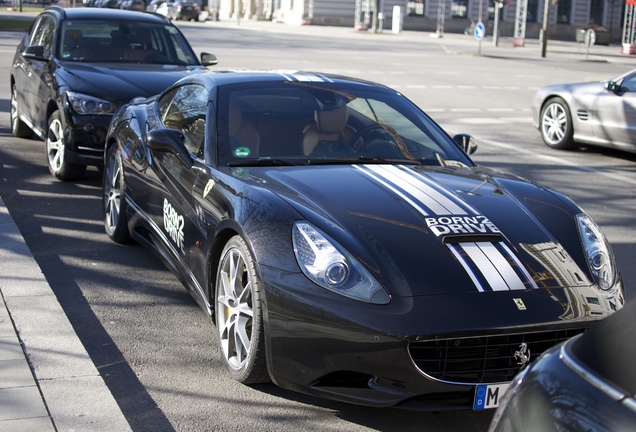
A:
[[103, 71, 625, 410]]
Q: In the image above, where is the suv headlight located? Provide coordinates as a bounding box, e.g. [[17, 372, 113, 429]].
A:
[[67, 91, 117, 115], [576, 213, 617, 290], [292, 221, 390, 304]]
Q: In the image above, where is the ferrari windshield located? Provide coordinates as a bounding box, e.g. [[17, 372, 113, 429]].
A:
[[217, 81, 473, 167], [58, 19, 198, 65]]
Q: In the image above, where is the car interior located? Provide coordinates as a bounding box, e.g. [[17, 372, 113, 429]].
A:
[[219, 85, 451, 165]]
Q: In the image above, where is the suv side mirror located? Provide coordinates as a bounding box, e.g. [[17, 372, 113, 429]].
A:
[[22, 45, 46, 60]]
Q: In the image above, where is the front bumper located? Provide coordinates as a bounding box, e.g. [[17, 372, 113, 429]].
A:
[[63, 110, 112, 166], [261, 268, 623, 410]]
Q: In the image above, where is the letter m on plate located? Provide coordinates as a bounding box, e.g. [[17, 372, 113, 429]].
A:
[[473, 383, 509, 410]]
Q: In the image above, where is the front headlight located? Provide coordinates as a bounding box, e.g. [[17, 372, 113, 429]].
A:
[[292, 221, 390, 304], [67, 91, 117, 115], [576, 213, 617, 290]]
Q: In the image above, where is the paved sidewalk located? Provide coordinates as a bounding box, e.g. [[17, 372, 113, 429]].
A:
[[0, 199, 132, 432]]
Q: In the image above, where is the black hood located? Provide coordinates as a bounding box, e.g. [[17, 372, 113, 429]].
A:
[[56, 61, 206, 105], [245, 164, 616, 309]]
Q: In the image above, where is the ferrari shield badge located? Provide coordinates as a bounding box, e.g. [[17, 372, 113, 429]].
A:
[[513, 298, 526, 310]]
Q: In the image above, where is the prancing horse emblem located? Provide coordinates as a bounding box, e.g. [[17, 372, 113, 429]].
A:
[[514, 342, 531, 368]]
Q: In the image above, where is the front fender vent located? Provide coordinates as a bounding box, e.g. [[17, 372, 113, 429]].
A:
[[576, 110, 589, 121], [408, 328, 586, 384]]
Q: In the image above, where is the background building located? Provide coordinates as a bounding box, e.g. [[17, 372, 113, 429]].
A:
[[211, 0, 627, 43]]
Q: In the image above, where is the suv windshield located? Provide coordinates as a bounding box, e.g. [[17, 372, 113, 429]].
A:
[[58, 19, 198, 65]]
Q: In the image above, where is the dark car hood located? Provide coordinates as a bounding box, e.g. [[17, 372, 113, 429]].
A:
[[248, 164, 609, 302], [56, 61, 206, 105]]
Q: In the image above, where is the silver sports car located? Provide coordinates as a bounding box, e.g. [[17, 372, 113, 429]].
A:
[[532, 68, 636, 154]]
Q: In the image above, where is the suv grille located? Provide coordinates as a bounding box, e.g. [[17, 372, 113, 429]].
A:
[[409, 329, 585, 384]]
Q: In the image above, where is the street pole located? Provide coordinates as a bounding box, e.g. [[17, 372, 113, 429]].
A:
[[478, 0, 483, 54], [493, 2, 500, 46], [540, 0, 550, 57]]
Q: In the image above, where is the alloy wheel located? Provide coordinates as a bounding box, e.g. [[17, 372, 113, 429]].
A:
[[46, 117, 65, 172], [217, 246, 255, 371]]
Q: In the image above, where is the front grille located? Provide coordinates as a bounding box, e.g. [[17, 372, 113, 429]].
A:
[[409, 328, 586, 384]]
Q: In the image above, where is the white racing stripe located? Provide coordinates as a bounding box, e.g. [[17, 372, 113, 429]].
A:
[[500, 242, 539, 289], [452, 242, 531, 292], [363, 165, 469, 215], [449, 244, 486, 292], [353, 165, 430, 217], [462, 243, 512, 291], [281, 72, 334, 82], [478, 242, 527, 291]]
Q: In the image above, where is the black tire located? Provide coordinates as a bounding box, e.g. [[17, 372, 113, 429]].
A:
[[46, 111, 86, 180], [539, 97, 575, 150], [215, 236, 269, 384], [103, 145, 130, 243], [10, 85, 33, 138]]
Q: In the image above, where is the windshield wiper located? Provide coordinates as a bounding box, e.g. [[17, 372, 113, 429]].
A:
[[228, 157, 303, 167], [307, 156, 421, 165]]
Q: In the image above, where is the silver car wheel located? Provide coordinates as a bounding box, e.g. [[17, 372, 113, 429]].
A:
[[46, 116, 65, 172], [103, 145, 130, 243], [10, 88, 19, 131], [105, 152, 122, 232], [539, 97, 575, 150], [215, 236, 268, 383], [45, 111, 86, 180], [11, 86, 32, 138], [218, 246, 254, 370], [541, 103, 567, 144]]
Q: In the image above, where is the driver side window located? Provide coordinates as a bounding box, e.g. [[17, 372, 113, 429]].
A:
[[620, 74, 636, 92], [158, 84, 208, 157], [28, 16, 55, 58]]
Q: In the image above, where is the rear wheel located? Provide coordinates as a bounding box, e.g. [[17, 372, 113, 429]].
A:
[[103, 145, 130, 243], [46, 110, 86, 180], [215, 236, 269, 384], [10, 85, 32, 138], [539, 97, 575, 150]]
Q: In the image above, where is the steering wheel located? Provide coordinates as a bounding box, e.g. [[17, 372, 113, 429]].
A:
[[348, 124, 387, 150]]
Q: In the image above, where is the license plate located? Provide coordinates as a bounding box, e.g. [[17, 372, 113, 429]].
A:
[[473, 383, 509, 410]]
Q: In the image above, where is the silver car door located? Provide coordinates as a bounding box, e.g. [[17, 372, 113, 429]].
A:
[[593, 73, 636, 149]]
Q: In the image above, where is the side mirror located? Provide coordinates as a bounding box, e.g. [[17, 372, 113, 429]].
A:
[[147, 128, 194, 168], [605, 81, 620, 94], [22, 45, 46, 60], [453, 134, 477, 155], [200, 52, 218, 66]]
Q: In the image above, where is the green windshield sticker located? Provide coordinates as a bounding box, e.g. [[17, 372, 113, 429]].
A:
[[234, 147, 251, 157]]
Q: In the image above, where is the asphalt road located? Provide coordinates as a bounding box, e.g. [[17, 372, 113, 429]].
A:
[[1, 21, 635, 431]]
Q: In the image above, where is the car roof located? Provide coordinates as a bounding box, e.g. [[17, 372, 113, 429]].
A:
[[45, 6, 170, 23], [180, 70, 393, 90]]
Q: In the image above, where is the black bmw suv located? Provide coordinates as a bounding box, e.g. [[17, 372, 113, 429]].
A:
[[10, 6, 217, 180]]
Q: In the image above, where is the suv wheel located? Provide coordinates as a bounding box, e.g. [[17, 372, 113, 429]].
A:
[[46, 110, 86, 181], [11, 86, 32, 138]]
